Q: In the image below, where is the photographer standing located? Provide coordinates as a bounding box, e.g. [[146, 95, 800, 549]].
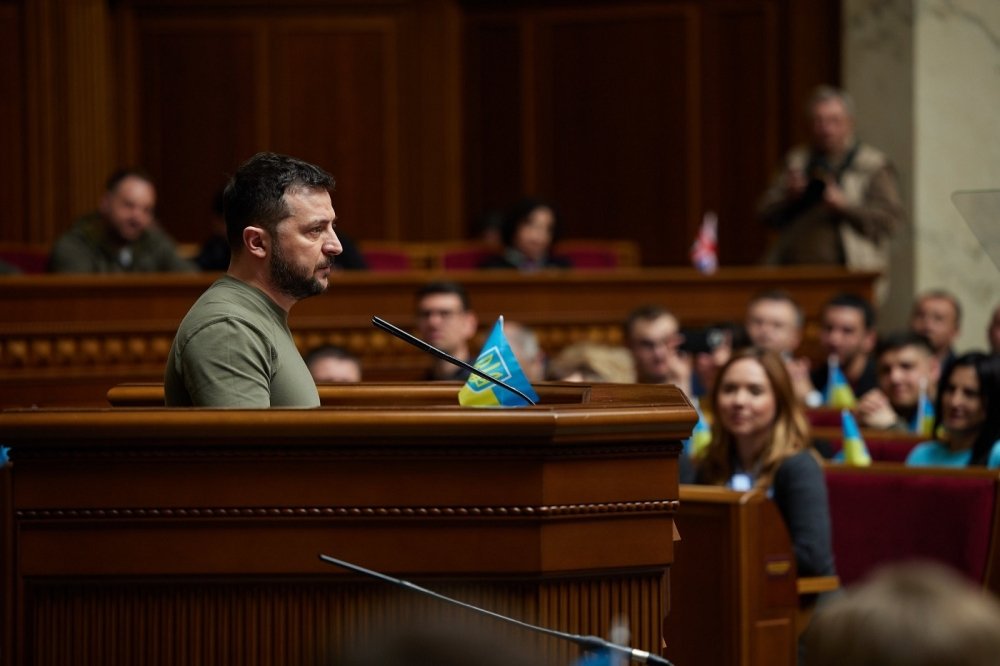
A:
[[758, 86, 903, 303]]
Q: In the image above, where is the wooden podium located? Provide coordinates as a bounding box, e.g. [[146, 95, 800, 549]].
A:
[[0, 383, 693, 666]]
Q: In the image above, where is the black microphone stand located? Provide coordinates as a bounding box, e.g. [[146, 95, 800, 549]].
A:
[[371, 315, 537, 406], [319, 554, 674, 666]]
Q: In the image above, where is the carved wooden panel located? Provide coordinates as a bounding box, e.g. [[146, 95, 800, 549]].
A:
[[134, 17, 265, 243]]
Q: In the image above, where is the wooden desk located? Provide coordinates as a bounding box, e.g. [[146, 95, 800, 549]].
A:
[[0, 382, 693, 666], [665, 485, 801, 666], [0, 267, 877, 407]]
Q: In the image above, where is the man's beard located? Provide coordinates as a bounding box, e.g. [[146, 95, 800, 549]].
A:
[[270, 241, 330, 301]]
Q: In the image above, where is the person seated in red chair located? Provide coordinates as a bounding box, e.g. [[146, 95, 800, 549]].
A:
[[856, 332, 939, 433], [905, 352, 1000, 468], [49, 168, 196, 273], [477, 198, 572, 271], [684, 347, 835, 577]]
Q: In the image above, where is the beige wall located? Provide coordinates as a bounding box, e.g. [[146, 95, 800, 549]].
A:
[[845, 0, 1000, 352]]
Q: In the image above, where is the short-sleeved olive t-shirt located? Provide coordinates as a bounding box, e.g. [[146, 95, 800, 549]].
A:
[[164, 275, 320, 407]]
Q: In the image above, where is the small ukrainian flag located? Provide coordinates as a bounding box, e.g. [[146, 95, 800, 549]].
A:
[[841, 409, 871, 466], [458, 316, 540, 407], [687, 399, 712, 459], [912, 377, 935, 436], [825, 356, 857, 409]]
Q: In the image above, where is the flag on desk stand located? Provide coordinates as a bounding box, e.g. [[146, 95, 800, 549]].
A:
[[690, 211, 718, 275], [912, 376, 935, 436], [458, 316, 540, 407], [841, 409, 872, 466], [825, 356, 857, 409]]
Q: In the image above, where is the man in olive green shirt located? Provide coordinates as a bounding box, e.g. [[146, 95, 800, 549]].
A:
[[49, 168, 196, 273], [164, 152, 343, 407]]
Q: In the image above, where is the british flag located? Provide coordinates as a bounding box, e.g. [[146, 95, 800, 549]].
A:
[[690, 211, 718, 274]]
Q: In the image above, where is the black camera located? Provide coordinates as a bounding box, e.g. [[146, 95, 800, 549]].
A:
[[679, 327, 727, 354]]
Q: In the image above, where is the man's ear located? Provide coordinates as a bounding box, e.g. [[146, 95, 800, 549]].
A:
[[243, 226, 269, 259]]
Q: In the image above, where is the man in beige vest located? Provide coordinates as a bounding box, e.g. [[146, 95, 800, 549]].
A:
[[758, 86, 904, 303]]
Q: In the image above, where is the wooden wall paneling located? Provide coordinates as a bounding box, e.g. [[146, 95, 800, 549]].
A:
[[396, 0, 464, 241], [22, 0, 63, 244], [18, 0, 116, 244], [132, 16, 262, 244], [270, 15, 400, 243], [462, 14, 525, 229], [0, 4, 25, 243], [533, 6, 700, 266], [781, 0, 841, 150], [700, 1, 780, 266], [62, 0, 116, 225]]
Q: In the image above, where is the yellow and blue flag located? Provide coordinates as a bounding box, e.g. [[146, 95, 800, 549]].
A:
[[825, 356, 857, 409], [685, 398, 713, 459], [458, 316, 539, 407], [912, 376, 935, 436], [840, 409, 871, 466]]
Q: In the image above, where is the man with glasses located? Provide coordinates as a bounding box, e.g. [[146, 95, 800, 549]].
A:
[[414, 281, 478, 380]]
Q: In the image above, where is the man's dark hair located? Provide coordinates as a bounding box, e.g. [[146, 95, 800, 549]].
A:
[[415, 281, 470, 311], [936, 352, 1000, 467], [624, 304, 676, 340], [824, 292, 876, 330], [747, 289, 804, 328], [105, 167, 154, 193], [875, 331, 935, 359], [303, 344, 359, 368], [223, 152, 334, 248]]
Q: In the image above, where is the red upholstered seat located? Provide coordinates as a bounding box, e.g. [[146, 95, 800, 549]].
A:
[[440, 246, 495, 270], [824, 465, 998, 586], [815, 428, 924, 463], [806, 407, 842, 428], [0, 243, 50, 273]]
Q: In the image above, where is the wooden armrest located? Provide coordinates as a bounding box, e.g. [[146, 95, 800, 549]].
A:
[[797, 575, 840, 595]]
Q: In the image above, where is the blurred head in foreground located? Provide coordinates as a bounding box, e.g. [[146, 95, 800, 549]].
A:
[[803, 562, 1000, 666]]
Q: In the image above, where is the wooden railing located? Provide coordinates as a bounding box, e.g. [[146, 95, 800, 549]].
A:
[[0, 267, 878, 407], [0, 382, 691, 666]]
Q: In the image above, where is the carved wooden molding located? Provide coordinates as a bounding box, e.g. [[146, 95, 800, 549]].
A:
[[17, 499, 680, 521]]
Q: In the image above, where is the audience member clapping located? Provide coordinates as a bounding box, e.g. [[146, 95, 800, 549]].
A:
[[857, 332, 939, 433]]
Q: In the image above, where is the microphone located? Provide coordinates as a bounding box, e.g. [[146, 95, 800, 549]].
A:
[[371, 315, 537, 406], [318, 554, 674, 666]]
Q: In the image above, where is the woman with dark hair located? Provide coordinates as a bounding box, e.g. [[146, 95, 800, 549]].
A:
[[478, 198, 572, 271], [905, 352, 1000, 468], [688, 346, 835, 576]]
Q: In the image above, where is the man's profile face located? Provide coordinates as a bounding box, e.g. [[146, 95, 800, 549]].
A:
[[820, 305, 872, 365], [911, 296, 959, 354], [269, 188, 341, 301], [100, 176, 156, 242], [877, 345, 937, 411], [810, 98, 854, 156], [627, 314, 680, 383], [416, 293, 476, 356], [745, 300, 801, 355]]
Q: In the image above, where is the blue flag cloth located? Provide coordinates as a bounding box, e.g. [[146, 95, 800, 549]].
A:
[[912, 377, 935, 436], [825, 356, 857, 409], [841, 409, 872, 466], [685, 398, 712, 459], [458, 316, 540, 407]]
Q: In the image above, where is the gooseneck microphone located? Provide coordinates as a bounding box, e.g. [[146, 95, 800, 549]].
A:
[[318, 554, 674, 666], [371, 315, 537, 406]]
